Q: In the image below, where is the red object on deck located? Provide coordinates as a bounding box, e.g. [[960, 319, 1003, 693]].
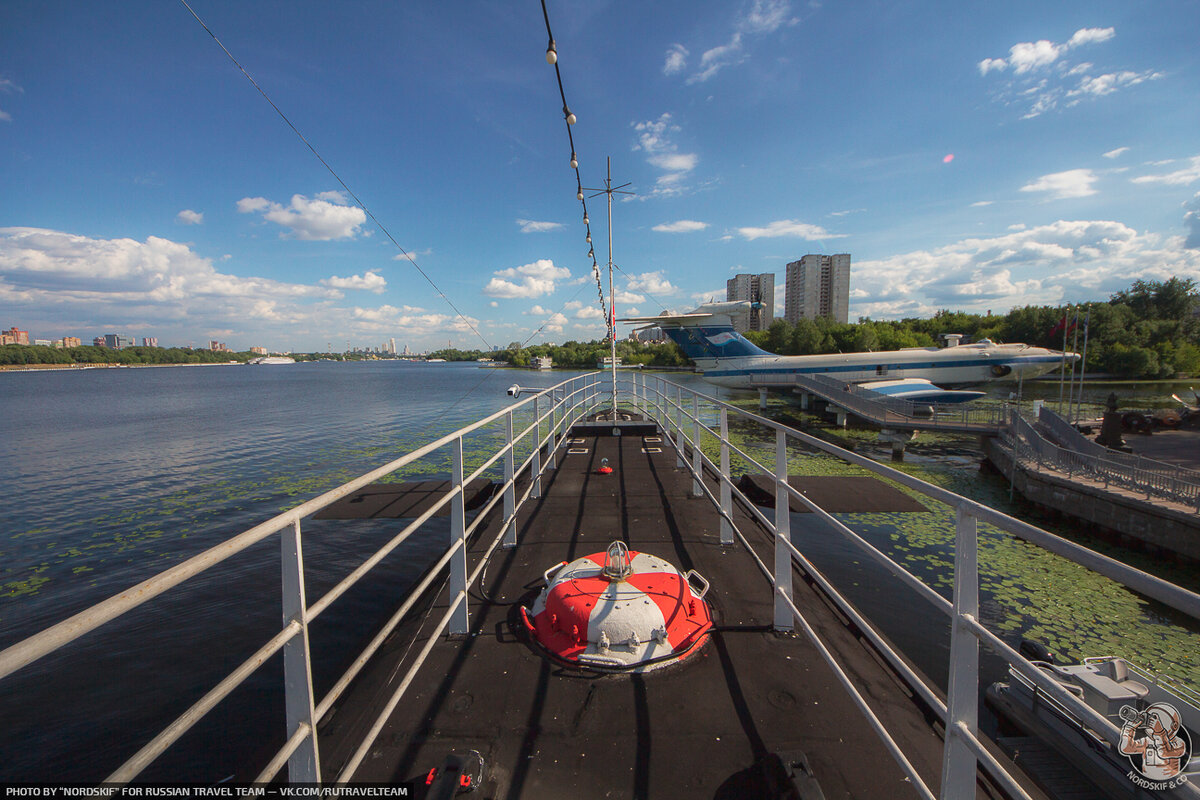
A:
[[524, 543, 712, 670]]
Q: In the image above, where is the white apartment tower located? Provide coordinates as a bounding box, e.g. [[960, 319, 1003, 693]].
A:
[[784, 254, 850, 324], [725, 273, 775, 333]]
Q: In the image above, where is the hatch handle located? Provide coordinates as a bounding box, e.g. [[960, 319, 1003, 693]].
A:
[[684, 569, 710, 599], [543, 560, 568, 586]]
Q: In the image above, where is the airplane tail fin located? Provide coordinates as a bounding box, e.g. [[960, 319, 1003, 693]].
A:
[[621, 302, 774, 361]]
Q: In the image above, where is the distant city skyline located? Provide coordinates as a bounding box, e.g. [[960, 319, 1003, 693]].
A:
[[2, 2, 1198, 351]]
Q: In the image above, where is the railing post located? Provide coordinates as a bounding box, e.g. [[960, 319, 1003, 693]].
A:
[[940, 506, 979, 799], [281, 519, 320, 782], [720, 408, 733, 545], [449, 435, 469, 635], [773, 429, 793, 631], [548, 393, 557, 471], [532, 396, 542, 499], [692, 394, 703, 497], [675, 386, 685, 469], [503, 409, 517, 548]]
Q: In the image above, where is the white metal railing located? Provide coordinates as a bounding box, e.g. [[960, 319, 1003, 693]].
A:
[[1038, 405, 1200, 482], [4, 371, 1198, 795], [631, 373, 1200, 800], [0, 371, 614, 784], [1010, 409, 1200, 512]]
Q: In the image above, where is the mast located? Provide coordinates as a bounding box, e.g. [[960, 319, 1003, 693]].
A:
[[585, 158, 633, 416]]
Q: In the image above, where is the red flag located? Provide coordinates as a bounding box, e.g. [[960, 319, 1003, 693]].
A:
[[1050, 314, 1067, 338], [1050, 313, 1078, 339]]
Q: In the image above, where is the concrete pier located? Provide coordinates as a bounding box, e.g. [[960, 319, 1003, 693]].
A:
[[983, 437, 1200, 563]]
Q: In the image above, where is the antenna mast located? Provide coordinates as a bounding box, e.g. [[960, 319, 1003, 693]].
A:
[[585, 157, 633, 416]]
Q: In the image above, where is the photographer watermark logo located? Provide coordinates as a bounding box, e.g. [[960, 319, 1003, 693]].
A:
[[1118, 703, 1191, 790]]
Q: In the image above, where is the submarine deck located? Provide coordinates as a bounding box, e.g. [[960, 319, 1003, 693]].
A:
[[316, 422, 1044, 799]]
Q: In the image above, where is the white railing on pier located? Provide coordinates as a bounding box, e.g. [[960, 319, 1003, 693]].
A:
[[0, 372, 614, 784], [2, 371, 1198, 797], [1009, 408, 1200, 512], [1037, 404, 1200, 482], [631, 373, 1200, 800]]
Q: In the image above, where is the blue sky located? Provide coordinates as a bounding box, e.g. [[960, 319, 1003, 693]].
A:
[[2, 0, 1199, 352]]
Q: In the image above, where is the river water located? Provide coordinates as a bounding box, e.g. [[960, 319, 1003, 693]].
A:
[[1, 362, 1196, 781]]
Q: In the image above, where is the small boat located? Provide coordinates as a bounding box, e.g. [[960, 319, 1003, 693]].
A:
[[987, 644, 1200, 798]]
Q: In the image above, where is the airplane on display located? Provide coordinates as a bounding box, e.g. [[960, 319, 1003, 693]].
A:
[[622, 301, 1077, 403]]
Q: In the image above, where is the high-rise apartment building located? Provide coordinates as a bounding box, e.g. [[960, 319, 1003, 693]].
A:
[[142, 337, 158, 348], [784, 254, 850, 324], [2, 327, 30, 345], [725, 273, 775, 333]]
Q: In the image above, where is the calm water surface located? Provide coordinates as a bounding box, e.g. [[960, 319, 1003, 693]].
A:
[[1, 363, 1196, 780]]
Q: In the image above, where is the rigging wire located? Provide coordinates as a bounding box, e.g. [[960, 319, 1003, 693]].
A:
[[538, 0, 611, 341], [178, 0, 492, 352]]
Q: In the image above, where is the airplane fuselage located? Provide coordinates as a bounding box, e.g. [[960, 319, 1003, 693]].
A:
[[694, 341, 1066, 389]]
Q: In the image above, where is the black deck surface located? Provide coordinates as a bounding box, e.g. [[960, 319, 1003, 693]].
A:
[[317, 427, 1043, 799], [736, 474, 931, 514], [313, 479, 496, 519]]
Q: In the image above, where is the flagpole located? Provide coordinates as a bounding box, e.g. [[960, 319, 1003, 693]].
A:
[[1074, 308, 1090, 424], [1058, 305, 1070, 413], [1075, 311, 1084, 422]]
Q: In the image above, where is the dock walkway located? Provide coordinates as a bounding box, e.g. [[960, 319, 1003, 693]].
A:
[[789, 374, 1006, 435], [319, 423, 1041, 799]]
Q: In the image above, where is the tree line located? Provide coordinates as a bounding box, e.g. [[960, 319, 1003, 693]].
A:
[[4, 278, 1195, 377], [741, 277, 1199, 379]]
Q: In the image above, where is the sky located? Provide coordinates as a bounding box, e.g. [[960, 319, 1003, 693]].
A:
[[2, 0, 1199, 353]]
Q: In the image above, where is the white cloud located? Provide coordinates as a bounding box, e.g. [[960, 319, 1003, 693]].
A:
[[516, 218, 563, 233], [737, 219, 844, 240], [978, 58, 1007, 76], [1131, 155, 1200, 186], [679, 1, 797, 85], [483, 259, 570, 298], [1068, 70, 1161, 100], [1068, 27, 1115, 48], [1008, 39, 1064, 74], [690, 289, 725, 305], [652, 220, 709, 233], [1020, 169, 1099, 200], [1184, 193, 1200, 250], [739, 0, 796, 34], [979, 27, 1115, 76], [236, 197, 270, 213], [574, 306, 604, 319], [625, 271, 677, 295], [613, 289, 645, 304], [977, 27, 1157, 118], [688, 34, 745, 84], [663, 44, 688, 76], [632, 114, 698, 196], [237, 192, 367, 240], [1103, 147, 1130, 159], [848, 219, 1200, 318], [0, 227, 495, 349], [176, 209, 203, 225], [970, 201, 994, 208], [532, 310, 568, 333], [320, 269, 387, 294], [0, 77, 21, 122]]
